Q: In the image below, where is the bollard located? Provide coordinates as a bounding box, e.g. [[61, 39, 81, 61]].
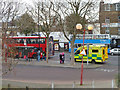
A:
[[87, 59, 89, 66], [92, 80, 94, 88], [8, 84, 10, 90], [83, 81, 84, 84], [112, 79, 114, 88], [26, 86, 29, 90], [51, 81, 54, 89], [72, 81, 75, 88]]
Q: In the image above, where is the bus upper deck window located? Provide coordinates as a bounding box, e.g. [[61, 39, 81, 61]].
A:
[[20, 39, 24, 43], [40, 38, 45, 44], [27, 39, 31, 44], [30, 39, 36, 44]]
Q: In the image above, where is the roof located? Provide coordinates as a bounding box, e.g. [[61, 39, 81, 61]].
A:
[[77, 45, 106, 50], [9, 36, 46, 39]]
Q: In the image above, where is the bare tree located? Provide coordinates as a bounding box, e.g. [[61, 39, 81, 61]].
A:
[[1, 0, 25, 75], [54, 0, 99, 65], [28, 1, 59, 63], [15, 12, 36, 36]]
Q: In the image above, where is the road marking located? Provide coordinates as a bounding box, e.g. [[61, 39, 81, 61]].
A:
[[95, 68, 115, 72]]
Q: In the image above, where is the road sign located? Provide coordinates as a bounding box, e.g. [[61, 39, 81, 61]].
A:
[[80, 48, 86, 55]]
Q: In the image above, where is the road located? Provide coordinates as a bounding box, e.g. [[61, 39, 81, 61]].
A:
[[3, 54, 118, 83]]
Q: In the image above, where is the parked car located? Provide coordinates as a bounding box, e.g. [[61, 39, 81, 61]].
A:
[[110, 48, 120, 55]]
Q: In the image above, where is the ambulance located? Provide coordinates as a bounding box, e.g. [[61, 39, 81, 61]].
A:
[[74, 45, 108, 63]]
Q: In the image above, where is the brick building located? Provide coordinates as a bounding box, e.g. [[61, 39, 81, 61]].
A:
[[99, 0, 120, 35]]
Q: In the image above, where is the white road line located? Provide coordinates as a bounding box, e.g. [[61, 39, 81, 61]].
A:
[[95, 68, 115, 72]]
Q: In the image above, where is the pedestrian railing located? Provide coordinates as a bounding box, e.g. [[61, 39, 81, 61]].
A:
[[3, 79, 117, 89]]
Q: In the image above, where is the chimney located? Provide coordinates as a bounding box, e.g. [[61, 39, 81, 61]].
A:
[[99, 0, 104, 12]]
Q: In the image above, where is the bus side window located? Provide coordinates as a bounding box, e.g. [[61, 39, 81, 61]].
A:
[[20, 39, 24, 43], [40, 38, 45, 44], [16, 39, 19, 43], [20, 39, 22, 43], [14, 39, 17, 43], [75, 50, 80, 54], [27, 39, 31, 44], [30, 39, 36, 44], [43, 39, 45, 44], [36, 39, 38, 44]]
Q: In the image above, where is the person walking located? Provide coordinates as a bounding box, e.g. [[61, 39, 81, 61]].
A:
[[28, 52, 31, 62], [62, 52, 65, 64], [41, 51, 46, 61], [24, 48, 28, 61], [16, 52, 19, 59], [37, 50, 40, 62], [59, 53, 63, 64]]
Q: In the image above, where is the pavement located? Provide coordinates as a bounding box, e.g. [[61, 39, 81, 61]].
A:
[[15, 58, 103, 69], [3, 51, 104, 69]]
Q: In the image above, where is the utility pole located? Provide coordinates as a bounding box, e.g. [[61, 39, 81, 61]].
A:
[[87, 43, 89, 65]]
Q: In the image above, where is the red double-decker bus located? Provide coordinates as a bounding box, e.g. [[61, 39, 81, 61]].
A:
[[8, 36, 54, 58]]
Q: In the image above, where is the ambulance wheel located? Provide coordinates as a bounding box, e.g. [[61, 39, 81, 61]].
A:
[[92, 60, 96, 64], [74, 59, 77, 62]]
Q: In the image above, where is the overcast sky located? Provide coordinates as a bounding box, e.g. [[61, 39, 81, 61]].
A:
[[21, 0, 120, 5]]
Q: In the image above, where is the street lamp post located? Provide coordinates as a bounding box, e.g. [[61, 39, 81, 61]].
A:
[[76, 24, 93, 85]]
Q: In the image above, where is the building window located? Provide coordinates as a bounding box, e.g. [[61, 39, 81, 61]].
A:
[[105, 30, 110, 34], [105, 4, 110, 11], [118, 16, 120, 22], [105, 18, 110, 23], [116, 4, 120, 11], [118, 16, 120, 20], [118, 28, 120, 35]]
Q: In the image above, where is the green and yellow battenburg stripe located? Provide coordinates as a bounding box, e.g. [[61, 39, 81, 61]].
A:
[[74, 45, 108, 63]]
